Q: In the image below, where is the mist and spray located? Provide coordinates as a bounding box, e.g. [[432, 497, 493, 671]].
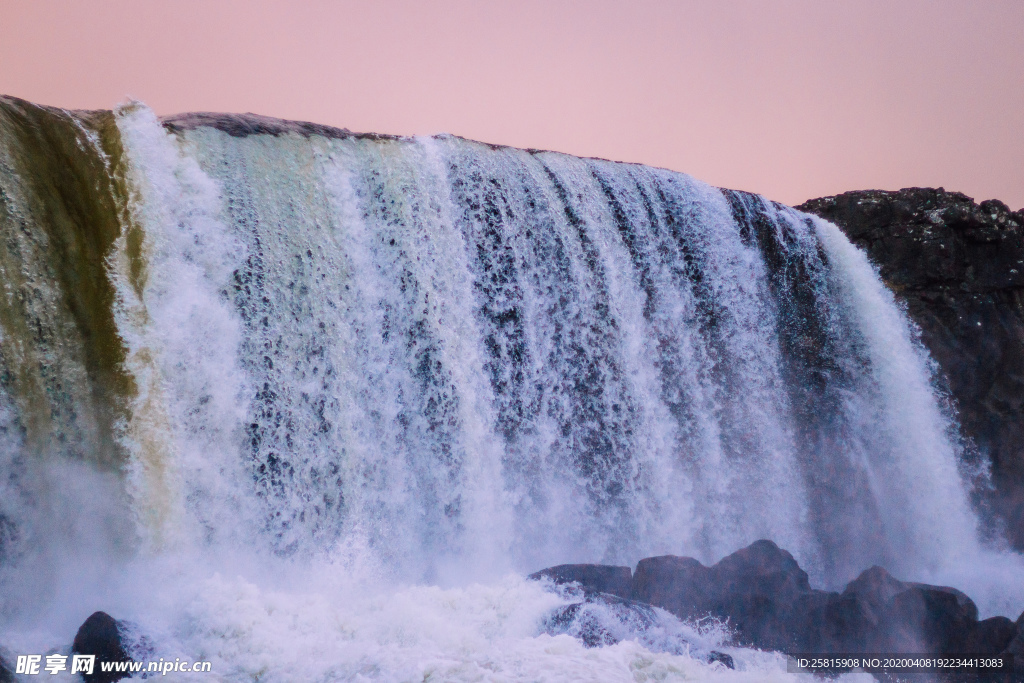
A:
[[0, 97, 1019, 681]]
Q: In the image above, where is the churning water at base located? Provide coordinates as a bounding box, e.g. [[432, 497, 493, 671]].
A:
[[0, 98, 1020, 681]]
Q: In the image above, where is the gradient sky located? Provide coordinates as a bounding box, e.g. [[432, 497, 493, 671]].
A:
[[2, 0, 1022, 209]]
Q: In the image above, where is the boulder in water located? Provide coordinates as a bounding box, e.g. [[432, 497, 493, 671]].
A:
[[535, 541, 832, 651], [543, 592, 659, 648], [789, 589, 874, 654], [841, 565, 1020, 656], [841, 565, 910, 621], [630, 554, 711, 616], [966, 616, 1017, 655], [706, 650, 735, 669], [73, 612, 130, 680], [1000, 611, 1024, 674], [528, 540, 1015, 659], [633, 539, 823, 651], [566, 541, 1022, 658], [874, 580, 978, 653], [540, 592, 734, 668], [72, 611, 151, 683], [528, 563, 633, 599]]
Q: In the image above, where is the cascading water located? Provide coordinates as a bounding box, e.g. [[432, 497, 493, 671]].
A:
[[0, 96, 1020, 681]]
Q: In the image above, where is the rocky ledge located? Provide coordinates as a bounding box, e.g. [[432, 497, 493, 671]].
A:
[[798, 188, 1024, 550], [531, 540, 1024, 673]]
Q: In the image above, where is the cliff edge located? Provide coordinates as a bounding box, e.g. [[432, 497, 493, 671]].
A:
[[799, 188, 1024, 550]]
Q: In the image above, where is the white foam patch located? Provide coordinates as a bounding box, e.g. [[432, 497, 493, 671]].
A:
[[137, 569, 815, 683]]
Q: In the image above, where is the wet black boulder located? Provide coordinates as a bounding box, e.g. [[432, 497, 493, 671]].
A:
[[542, 592, 658, 648], [71, 612, 133, 683], [531, 541, 1022, 664], [540, 591, 734, 668], [1001, 611, 1024, 675], [633, 539, 835, 651], [637, 543, 1020, 657], [528, 563, 632, 599]]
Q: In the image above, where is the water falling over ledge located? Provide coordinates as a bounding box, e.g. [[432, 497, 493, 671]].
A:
[[0, 95, 1019, 680]]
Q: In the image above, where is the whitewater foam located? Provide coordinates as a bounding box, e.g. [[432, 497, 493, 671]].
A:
[[0, 101, 1020, 680]]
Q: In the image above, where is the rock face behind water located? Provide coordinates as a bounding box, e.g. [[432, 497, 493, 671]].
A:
[[798, 188, 1024, 550]]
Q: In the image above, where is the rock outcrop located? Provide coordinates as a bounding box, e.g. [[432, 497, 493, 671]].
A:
[[798, 188, 1024, 549], [528, 563, 633, 599], [540, 591, 735, 668], [530, 540, 1022, 663], [72, 611, 148, 683], [1006, 612, 1024, 669], [632, 540, 828, 652], [543, 592, 660, 648]]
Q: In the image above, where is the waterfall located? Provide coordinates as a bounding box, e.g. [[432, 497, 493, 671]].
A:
[[0, 97, 1019, 680]]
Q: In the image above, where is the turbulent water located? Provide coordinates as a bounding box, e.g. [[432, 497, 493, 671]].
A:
[[0, 96, 1020, 681]]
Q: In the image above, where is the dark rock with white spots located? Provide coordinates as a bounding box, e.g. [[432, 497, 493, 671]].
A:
[[799, 188, 1024, 550]]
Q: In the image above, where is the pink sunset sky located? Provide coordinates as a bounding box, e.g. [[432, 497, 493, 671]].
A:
[[2, 0, 1022, 209]]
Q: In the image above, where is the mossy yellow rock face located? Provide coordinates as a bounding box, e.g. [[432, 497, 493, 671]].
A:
[[0, 96, 131, 467]]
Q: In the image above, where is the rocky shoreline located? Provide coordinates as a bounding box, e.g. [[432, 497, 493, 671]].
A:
[[531, 539, 1024, 678]]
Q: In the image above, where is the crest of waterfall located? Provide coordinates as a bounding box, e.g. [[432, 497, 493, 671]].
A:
[[0, 99, 1020, 671], [160, 114, 987, 582]]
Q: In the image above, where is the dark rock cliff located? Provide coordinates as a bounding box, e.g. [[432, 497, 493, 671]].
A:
[[798, 188, 1024, 550]]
